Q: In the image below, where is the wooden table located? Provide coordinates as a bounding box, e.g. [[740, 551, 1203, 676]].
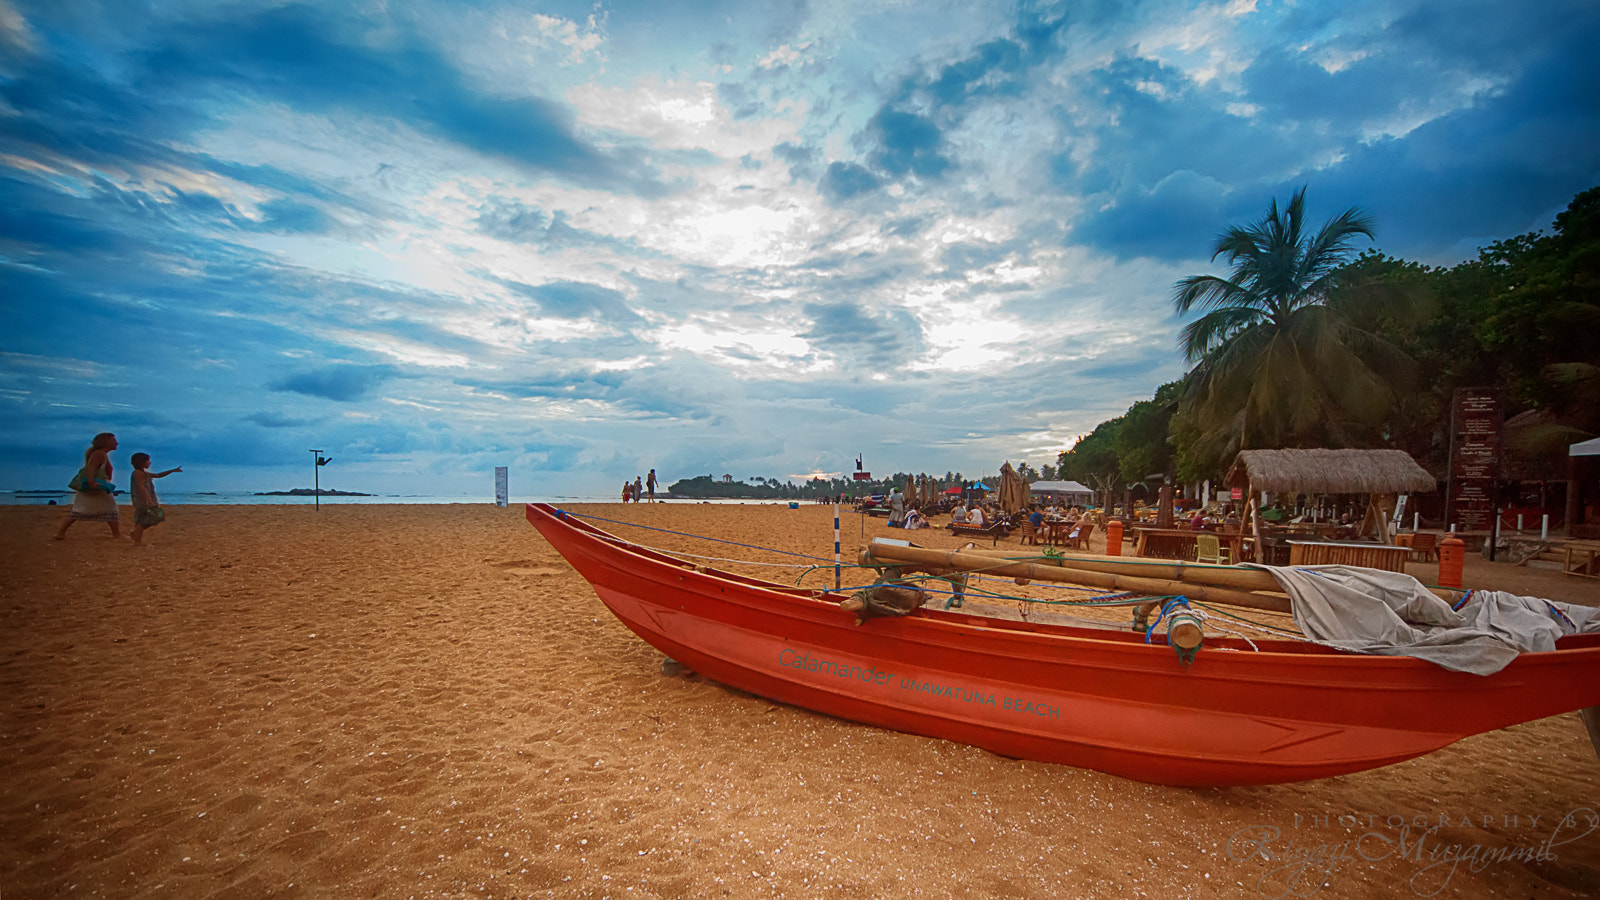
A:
[[1133, 527, 1246, 562], [1041, 520, 1077, 545], [1287, 541, 1410, 572]]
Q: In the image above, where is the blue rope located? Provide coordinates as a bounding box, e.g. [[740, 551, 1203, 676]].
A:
[[1144, 596, 1190, 643], [1545, 600, 1577, 630]]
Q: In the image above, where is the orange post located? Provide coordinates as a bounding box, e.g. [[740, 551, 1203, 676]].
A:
[[1438, 535, 1465, 589], [1105, 518, 1123, 556]]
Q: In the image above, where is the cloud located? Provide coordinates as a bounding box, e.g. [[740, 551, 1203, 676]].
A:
[[866, 108, 952, 179], [819, 161, 882, 200], [799, 302, 926, 370], [1077, 170, 1232, 261], [503, 279, 641, 323], [244, 411, 319, 429], [272, 365, 400, 402]]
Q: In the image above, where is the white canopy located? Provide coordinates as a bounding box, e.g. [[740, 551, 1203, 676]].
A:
[[1029, 480, 1093, 494], [1570, 437, 1600, 457]]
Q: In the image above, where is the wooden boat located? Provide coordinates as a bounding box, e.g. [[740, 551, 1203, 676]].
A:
[[525, 503, 1600, 787]]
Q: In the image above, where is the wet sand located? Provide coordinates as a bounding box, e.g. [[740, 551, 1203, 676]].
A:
[[3, 502, 1598, 898]]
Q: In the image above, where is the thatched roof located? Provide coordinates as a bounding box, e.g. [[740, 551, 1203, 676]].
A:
[[1225, 449, 1436, 494]]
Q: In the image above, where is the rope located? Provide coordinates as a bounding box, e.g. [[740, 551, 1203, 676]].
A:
[[1143, 596, 1190, 643], [1185, 608, 1261, 651]]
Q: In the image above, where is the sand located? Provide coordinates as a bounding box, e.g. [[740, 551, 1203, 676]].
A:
[[3, 501, 1598, 899]]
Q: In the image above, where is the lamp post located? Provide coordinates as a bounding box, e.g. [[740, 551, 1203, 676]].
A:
[[310, 450, 331, 510]]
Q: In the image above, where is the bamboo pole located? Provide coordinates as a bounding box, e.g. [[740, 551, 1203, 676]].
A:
[[860, 542, 1292, 615], [945, 545, 1283, 593], [920, 542, 1461, 602]]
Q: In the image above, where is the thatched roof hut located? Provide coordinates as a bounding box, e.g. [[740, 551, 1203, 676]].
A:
[[1225, 449, 1436, 495], [1225, 449, 1437, 545]]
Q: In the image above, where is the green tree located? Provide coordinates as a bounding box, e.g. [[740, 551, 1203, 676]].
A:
[[1172, 187, 1417, 457], [1115, 382, 1181, 485]]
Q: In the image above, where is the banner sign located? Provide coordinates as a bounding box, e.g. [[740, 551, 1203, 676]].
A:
[[1446, 388, 1501, 532], [495, 467, 509, 508], [852, 472, 872, 481]]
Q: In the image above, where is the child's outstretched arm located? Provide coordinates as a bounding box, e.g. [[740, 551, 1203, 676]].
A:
[[154, 467, 183, 478]]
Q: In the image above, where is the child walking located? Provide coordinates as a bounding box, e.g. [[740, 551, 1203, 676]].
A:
[[130, 453, 181, 545]]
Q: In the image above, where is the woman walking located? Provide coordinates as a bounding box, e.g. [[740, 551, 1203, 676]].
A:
[[55, 432, 123, 540]]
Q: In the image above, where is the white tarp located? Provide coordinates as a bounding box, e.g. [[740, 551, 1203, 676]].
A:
[[1571, 437, 1600, 457], [1254, 565, 1600, 675]]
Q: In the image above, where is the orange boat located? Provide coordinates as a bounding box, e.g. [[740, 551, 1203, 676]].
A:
[[525, 503, 1600, 787]]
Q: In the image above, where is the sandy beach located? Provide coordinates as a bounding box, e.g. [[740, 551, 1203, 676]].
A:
[[3, 501, 1598, 899]]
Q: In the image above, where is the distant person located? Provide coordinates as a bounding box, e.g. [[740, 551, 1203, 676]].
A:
[[622, 481, 632, 503], [950, 505, 966, 524], [646, 468, 658, 502], [1028, 505, 1045, 530], [633, 476, 644, 503], [55, 432, 122, 540], [965, 504, 985, 528], [887, 488, 906, 527], [129, 452, 181, 545]]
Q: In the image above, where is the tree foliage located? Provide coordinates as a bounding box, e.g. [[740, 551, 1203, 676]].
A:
[[1069, 184, 1600, 487]]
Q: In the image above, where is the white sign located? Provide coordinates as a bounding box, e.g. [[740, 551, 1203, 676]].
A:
[[494, 467, 509, 507]]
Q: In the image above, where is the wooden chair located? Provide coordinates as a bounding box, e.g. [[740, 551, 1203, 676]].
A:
[[1018, 521, 1039, 546], [1067, 521, 1094, 551], [1405, 532, 1437, 562], [1196, 532, 1233, 565]]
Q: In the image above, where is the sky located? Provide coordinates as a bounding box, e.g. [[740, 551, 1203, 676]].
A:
[[3, 0, 1598, 498]]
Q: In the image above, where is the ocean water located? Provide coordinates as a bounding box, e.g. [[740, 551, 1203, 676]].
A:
[[0, 490, 823, 507]]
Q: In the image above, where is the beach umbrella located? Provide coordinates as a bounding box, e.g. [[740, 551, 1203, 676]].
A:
[[998, 462, 1028, 516]]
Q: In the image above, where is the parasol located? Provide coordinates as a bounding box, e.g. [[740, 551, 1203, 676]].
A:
[[998, 462, 1029, 516]]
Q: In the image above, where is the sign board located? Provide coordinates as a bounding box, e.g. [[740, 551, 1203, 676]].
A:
[[1230, 488, 1243, 500], [852, 472, 872, 481], [1446, 388, 1501, 531], [494, 467, 509, 508]]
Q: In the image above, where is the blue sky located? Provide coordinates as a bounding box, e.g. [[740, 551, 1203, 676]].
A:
[[3, 0, 1597, 497]]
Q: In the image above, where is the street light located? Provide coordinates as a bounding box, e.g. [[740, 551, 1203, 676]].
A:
[[310, 450, 332, 510]]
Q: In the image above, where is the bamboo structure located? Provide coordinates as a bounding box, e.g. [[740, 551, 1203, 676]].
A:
[[920, 543, 1462, 602], [860, 541, 1293, 614]]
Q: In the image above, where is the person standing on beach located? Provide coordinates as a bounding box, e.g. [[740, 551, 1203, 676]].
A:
[[622, 481, 632, 503], [129, 453, 181, 545], [634, 475, 644, 504], [55, 432, 122, 540], [887, 487, 906, 527], [646, 468, 657, 502]]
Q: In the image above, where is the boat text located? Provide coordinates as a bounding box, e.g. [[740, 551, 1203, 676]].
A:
[[778, 649, 893, 684], [777, 648, 1058, 718]]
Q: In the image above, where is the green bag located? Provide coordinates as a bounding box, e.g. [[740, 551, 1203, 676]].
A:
[[136, 506, 166, 527]]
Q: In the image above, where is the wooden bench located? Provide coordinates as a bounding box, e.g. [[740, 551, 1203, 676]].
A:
[[1288, 541, 1410, 573], [1565, 540, 1600, 579], [946, 522, 1011, 544]]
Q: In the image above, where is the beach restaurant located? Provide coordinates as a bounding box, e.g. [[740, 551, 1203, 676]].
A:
[[1028, 479, 1094, 507]]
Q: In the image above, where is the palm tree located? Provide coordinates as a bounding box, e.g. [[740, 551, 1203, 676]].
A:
[[1172, 187, 1416, 461]]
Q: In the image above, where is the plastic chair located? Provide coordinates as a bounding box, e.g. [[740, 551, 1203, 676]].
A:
[[1196, 532, 1232, 565]]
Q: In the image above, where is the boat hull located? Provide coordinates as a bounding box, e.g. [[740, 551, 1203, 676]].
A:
[[527, 504, 1600, 787]]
